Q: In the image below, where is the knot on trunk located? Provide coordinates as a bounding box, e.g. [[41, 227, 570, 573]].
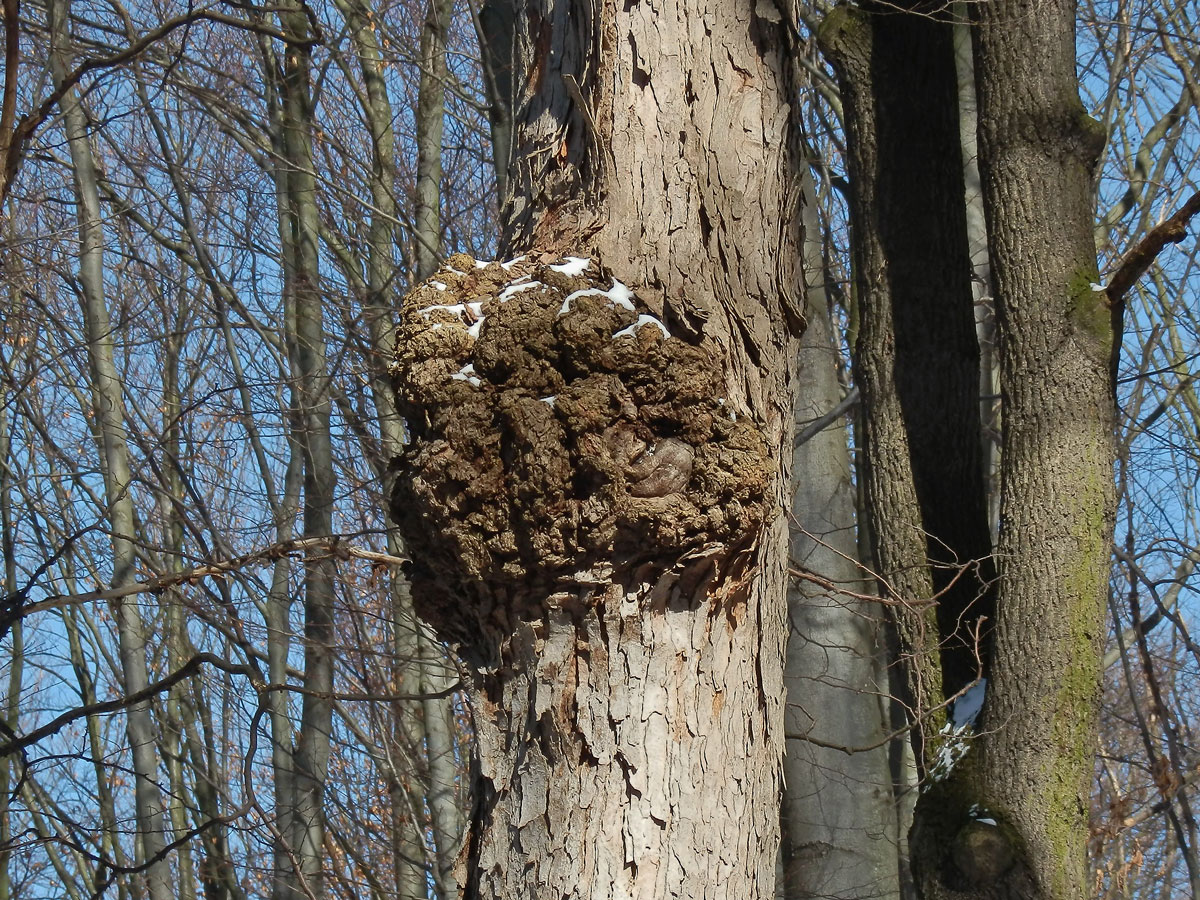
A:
[[389, 253, 770, 642], [951, 820, 1015, 884]]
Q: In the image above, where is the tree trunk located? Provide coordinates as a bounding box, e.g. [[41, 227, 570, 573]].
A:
[[390, 0, 804, 896], [819, 2, 995, 766], [414, 0, 455, 280], [908, 3, 1115, 897], [0, 377, 19, 900], [267, 7, 339, 897], [326, 0, 440, 892], [48, 4, 174, 897], [953, 11, 1000, 540], [780, 166, 899, 900]]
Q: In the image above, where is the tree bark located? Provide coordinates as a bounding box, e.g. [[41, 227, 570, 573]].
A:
[[391, 0, 804, 896], [780, 166, 899, 900], [819, 2, 995, 768], [908, 3, 1116, 898]]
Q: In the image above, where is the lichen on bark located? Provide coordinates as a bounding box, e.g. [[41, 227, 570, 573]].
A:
[[389, 253, 772, 645]]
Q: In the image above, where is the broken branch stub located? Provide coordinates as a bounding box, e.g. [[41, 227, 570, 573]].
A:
[[389, 254, 772, 644]]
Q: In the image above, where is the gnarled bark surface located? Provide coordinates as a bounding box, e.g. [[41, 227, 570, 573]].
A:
[[390, 0, 804, 894]]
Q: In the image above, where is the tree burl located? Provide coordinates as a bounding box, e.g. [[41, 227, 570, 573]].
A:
[[390, 254, 772, 646]]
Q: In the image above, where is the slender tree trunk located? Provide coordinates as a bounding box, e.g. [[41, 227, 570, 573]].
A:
[[819, 1, 995, 766], [953, 11, 1000, 540], [160, 324, 199, 900], [414, 0, 454, 280], [908, 3, 1115, 897], [410, 2, 466, 888], [268, 7, 339, 897], [392, 1, 804, 897], [330, 0, 463, 889], [475, 0, 515, 208], [0, 384, 19, 900], [47, 4, 173, 897], [780, 167, 899, 900]]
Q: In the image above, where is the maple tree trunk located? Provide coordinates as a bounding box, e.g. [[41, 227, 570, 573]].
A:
[[390, 0, 804, 896]]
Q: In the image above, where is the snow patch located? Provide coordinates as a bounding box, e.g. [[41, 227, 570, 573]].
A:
[[539, 395, 557, 407], [499, 280, 542, 300], [430, 281, 447, 291], [927, 679, 987, 785], [613, 314, 671, 340], [1090, 281, 1108, 292], [501, 255, 526, 271], [549, 256, 591, 276], [417, 301, 484, 318], [558, 279, 637, 316], [450, 363, 481, 387]]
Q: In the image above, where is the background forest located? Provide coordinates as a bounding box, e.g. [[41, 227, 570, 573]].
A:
[[0, 0, 1197, 898]]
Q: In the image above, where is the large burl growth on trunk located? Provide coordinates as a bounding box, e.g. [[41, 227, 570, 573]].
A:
[[390, 254, 771, 644]]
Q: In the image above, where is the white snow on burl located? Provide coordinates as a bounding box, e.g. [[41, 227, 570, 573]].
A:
[[418, 301, 484, 318], [450, 363, 481, 387], [499, 280, 541, 300], [548, 256, 591, 276], [558, 280, 636, 316], [419, 261, 677, 374], [614, 314, 671, 340]]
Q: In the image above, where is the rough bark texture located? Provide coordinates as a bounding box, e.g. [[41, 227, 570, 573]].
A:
[[819, 3, 995, 765], [908, 3, 1116, 899], [391, 0, 803, 895], [781, 169, 899, 900]]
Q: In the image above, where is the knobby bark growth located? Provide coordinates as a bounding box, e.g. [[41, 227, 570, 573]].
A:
[[390, 0, 805, 895]]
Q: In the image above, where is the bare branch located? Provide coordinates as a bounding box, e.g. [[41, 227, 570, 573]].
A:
[[1105, 188, 1200, 306]]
